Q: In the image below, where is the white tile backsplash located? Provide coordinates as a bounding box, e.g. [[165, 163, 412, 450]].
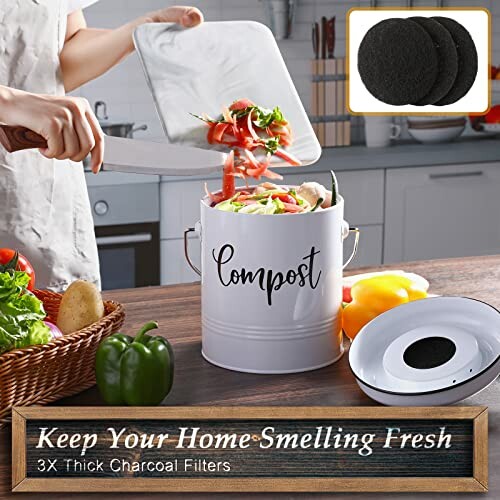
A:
[[78, 0, 499, 144]]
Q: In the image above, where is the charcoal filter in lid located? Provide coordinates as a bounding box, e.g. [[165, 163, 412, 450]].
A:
[[349, 297, 500, 406]]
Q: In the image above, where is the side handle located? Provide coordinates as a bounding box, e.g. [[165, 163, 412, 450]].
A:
[[343, 226, 360, 270], [184, 227, 201, 277], [0, 125, 47, 153]]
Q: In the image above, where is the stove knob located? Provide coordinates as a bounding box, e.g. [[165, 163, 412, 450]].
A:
[[94, 200, 109, 216]]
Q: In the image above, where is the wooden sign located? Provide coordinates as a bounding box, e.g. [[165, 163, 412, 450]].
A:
[[12, 406, 487, 493]]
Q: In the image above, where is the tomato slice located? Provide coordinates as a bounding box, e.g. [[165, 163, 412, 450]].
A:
[[272, 193, 296, 205], [261, 169, 283, 180], [230, 98, 254, 111], [222, 151, 236, 199], [246, 152, 271, 180], [206, 122, 217, 144], [275, 147, 301, 166], [212, 122, 229, 142]]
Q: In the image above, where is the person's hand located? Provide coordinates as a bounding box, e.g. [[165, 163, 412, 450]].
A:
[[2, 89, 104, 173], [145, 5, 204, 27]]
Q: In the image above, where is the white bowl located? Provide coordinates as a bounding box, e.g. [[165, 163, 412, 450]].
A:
[[407, 115, 465, 123], [349, 297, 500, 406], [408, 125, 465, 144]]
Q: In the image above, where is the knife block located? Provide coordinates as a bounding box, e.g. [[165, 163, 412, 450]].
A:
[[311, 58, 351, 148]]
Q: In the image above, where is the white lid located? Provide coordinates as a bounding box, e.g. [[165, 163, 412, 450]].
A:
[[349, 296, 500, 395]]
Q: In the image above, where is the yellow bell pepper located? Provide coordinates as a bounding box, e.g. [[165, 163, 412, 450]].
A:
[[343, 275, 427, 340]]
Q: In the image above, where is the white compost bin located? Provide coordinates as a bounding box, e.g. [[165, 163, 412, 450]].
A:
[[184, 193, 359, 374]]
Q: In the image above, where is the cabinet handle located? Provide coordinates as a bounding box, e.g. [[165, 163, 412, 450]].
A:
[[96, 233, 152, 246], [429, 171, 483, 180]]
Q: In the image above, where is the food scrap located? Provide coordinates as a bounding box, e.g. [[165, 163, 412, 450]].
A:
[[212, 181, 335, 215], [193, 99, 302, 203]]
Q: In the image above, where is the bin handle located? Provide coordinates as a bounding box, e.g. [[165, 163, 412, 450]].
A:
[[185, 224, 360, 275], [343, 227, 360, 269], [184, 226, 201, 276]]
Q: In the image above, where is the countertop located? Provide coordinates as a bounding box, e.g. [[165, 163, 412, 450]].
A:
[[85, 137, 500, 186], [1, 255, 500, 499]]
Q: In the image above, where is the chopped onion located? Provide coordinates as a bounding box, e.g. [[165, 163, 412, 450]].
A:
[[45, 320, 63, 339]]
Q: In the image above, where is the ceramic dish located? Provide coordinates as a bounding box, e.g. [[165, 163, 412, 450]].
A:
[[408, 125, 465, 143], [133, 22, 321, 167], [349, 296, 500, 406]]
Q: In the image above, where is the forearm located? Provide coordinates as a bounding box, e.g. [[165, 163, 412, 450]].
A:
[[0, 86, 34, 125], [60, 16, 151, 92]]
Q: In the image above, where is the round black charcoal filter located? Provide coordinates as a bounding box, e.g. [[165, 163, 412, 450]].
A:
[[409, 17, 459, 105], [357, 18, 439, 105], [403, 337, 457, 370], [432, 17, 478, 106]]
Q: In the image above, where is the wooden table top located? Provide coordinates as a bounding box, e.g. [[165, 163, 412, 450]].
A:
[[2, 255, 500, 499]]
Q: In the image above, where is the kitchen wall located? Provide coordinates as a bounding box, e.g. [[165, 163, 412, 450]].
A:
[[76, 0, 500, 144]]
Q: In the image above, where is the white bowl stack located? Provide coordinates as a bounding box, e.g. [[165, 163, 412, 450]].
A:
[[407, 116, 466, 144]]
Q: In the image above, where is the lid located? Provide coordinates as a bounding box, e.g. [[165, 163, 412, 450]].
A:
[[133, 21, 321, 167], [349, 297, 500, 395]]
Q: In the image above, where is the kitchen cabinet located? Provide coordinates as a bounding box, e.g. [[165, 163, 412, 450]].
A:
[[161, 239, 200, 284], [282, 169, 384, 226], [384, 162, 500, 263], [160, 169, 384, 284]]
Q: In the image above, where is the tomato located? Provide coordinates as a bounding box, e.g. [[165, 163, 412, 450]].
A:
[[230, 98, 254, 111], [0, 248, 36, 291], [272, 192, 296, 205]]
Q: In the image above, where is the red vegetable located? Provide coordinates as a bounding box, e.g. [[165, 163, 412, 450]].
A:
[[230, 98, 254, 111], [0, 248, 36, 291], [272, 192, 296, 205], [343, 285, 352, 304], [196, 99, 300, 203], [222, 150, 236, 200]]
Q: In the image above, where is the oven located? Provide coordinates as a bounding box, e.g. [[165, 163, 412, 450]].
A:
[[87, 180, 160, 290]]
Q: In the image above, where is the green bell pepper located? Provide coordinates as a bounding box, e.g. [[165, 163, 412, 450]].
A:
[[95, 321, 174, 406]]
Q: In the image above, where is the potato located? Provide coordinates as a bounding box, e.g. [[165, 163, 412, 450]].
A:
[[57, 280, 104, 334]]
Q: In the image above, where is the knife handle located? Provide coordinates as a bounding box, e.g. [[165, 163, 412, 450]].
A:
[[321, 16, 327, 60], [312, 22, 319, 59], [0, 125, 47, 153], [327, 17, 335, 58]]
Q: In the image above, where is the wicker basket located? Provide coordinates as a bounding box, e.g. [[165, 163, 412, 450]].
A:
[[0, 289, 125, 424]]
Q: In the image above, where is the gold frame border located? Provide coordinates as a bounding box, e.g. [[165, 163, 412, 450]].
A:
[[11, 406, 488, 493], [346, 7, 492, 116]]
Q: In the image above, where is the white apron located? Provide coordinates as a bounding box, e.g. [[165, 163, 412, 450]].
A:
[[0, 0, 100, 291]]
